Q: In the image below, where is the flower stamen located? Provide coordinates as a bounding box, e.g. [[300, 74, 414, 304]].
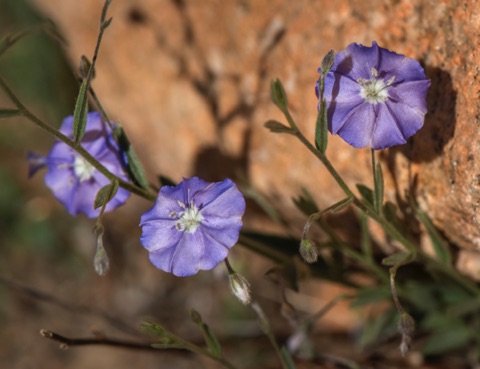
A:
[[175, 201, 203, 233], [73, 155, 96, 182]]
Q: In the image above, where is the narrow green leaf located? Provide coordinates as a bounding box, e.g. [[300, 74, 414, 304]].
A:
[[416, 209, 452, 266], [357, 308, 397, 349], [314, 99, 328, 153], [292, 188, 319, 216], [383, 201, 403, 231], [359, 213, 372, 261], [350, 286, 391, 308], [0, 108, 20, 118], [0, 35, 12, 58], [190, 309, 222, 358], [73, 80, 89, 143], [422, 324, 472, 356], [264, 119, 294, 134], [94, 180, 119, 209], [356, 184, 374, 208], [243, 185, 282, 223], [115, 126, 149, 189], [270, 79, 288, 112], [374, 162, 384, 215], [381, 252, 410, 267]]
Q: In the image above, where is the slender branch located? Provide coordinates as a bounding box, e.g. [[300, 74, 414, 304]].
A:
[[0, 76, 156, 202], [40, 329, 163, 352]]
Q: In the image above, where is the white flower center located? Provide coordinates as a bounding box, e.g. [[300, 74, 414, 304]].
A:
[[172, 200, 203, 233], [73, 155, 96, 182], [358, 68, 395, 104]]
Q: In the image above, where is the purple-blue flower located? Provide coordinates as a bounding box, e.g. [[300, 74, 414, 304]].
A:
[[319, 41, 430, 149], [139, 177, 246, 277], [29, 112, 130, 218]]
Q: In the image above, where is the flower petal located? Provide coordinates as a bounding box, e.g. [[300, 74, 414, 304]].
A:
[[196, 179, 246, 218], [389, 80, 431, 113], [335, 103, 375, 148], [140, 218, 182, 252], [379, 52, 428, 82], [333, 42, 381, 81], [370, 103, 408, 149]]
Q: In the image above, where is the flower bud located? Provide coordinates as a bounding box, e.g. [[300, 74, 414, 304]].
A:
[[299, 239, 318, 263], [93, 224, 109, 276], [320, 49, 335, 74], [398, 312, 415, 356], [228, 273, 251, 305]]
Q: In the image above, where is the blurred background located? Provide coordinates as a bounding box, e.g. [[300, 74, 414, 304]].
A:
[[1, 0, 480, 368]]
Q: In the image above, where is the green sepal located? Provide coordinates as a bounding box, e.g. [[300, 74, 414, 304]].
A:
[[72, 80, 89, 144], [190, 309, 222, 358], [264, 120, 294, 134], [0, 108, 21, 118], [270, 79, 288, 112], [94, 180, 119, 209], [115, 126, 149, 189]]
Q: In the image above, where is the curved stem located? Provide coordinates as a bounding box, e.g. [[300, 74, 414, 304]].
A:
[[0, 76, 156, 202]]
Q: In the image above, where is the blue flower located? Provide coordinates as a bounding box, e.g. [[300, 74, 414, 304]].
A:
[[139, 177, 246, 277], [319, 41, 430, 149], [29, 112, 130, 218]]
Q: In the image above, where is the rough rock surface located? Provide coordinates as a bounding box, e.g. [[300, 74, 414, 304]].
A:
[[31, 0, 480, 273]]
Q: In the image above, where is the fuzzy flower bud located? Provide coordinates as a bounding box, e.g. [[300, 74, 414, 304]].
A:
[[93, 224, 109, 276], [228, 272, 252, 305], [299, 239, 319, 263], [398, 312, 415, 356]]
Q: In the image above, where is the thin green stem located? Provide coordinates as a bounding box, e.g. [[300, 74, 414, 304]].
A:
[[0, 76, 156, 202], [371, 149, 378, 212], [293, 129, 355, 198]]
